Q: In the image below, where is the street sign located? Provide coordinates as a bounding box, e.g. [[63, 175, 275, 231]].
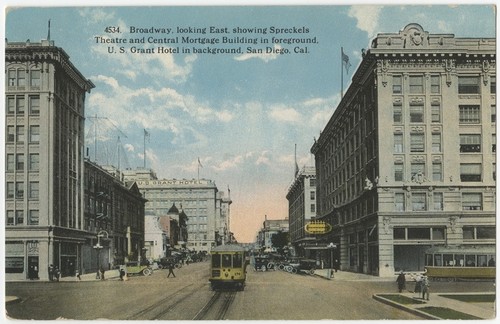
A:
[[304, 221, 332, 234]]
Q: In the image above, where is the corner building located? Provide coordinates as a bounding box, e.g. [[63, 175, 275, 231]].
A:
[[5, 39, 94, 280], [311, 24, 495, 277]]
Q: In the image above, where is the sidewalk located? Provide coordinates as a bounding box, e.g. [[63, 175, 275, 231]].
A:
[[313, 269, 495, 320], [373, 291, 496, 320], [59, 269, 121, 282]]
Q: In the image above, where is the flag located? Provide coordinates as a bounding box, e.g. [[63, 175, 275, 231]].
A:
[[342, 48, 351, 74], [198, 157, 203, 168], [144, 129, 150, 141]]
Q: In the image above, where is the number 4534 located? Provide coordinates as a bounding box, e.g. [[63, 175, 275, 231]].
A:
[[105, 27, 120, 33]]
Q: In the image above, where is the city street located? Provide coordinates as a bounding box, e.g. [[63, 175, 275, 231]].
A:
[[5, 261, 495, 320]]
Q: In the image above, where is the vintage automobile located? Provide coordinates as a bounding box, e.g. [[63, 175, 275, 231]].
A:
[[125, 261, 153, 276]]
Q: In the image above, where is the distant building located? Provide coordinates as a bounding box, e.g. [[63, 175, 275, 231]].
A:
[[286, 166, 317, 258], [311, 24, 496, 277], [257, 217, 289, 252], [122, 169, 231, 252]]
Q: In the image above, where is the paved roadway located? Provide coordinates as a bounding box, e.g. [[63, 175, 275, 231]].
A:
[[4, 261, 495, 320]]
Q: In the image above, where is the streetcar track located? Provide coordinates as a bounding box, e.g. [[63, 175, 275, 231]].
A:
[[127, 283, 200, 320], [192, 290, 237, 320]]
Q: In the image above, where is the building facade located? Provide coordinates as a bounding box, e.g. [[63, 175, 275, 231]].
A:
[[310, 24, 496, 277], [257, 218, 290, 253], [122, 169, 231, 252], [286, 166, 317, 257], [5, 39, 94, 280]]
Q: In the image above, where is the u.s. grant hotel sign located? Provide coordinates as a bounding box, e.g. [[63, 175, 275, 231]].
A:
[[136, 179, 216, 188]]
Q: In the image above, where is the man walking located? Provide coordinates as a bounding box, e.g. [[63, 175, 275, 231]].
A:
[[167, 262, 176, 278], [421, 275, 430, 301]]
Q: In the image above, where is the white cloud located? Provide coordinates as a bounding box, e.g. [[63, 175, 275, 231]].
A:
[[255, 151, 271, 166], [348, 5, 383, 38], [269, 105, 301, 123], [78, 8, 115, 24], [124, 144, 135, 152], [234, 45, 282, 63]]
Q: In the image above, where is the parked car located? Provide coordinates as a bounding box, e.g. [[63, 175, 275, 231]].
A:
[[126, 261, 153, 276]]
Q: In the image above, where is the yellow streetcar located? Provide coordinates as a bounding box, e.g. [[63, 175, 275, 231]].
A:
[[209, 244, 247, 290], [424, 246, 496, 281]]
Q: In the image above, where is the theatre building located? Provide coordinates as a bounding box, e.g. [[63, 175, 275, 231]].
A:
[[310, 24, 496, 277], [5, 39, 94, 280]]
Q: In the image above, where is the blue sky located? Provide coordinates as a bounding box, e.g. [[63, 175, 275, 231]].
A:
[[3, 2, 496, 242]]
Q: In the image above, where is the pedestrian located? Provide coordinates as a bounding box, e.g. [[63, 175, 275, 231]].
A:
[[421, 275, 430, 301], [119, 267, 126, 281], [396, 271, 406, 293], [76, 270, 81, 281], [167, 262, 176, 278], [54, 266, 60, 282], [100, 267, 105, 280], [334, 259, 340, 272], [414, 273, 422, 296], [48, 264, 54, 281]]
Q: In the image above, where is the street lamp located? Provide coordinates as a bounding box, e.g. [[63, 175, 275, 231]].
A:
[[94, 230, 109, 279]]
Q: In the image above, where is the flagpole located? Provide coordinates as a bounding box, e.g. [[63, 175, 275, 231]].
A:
[[143, 129, 146, 169], [341, 47, 344, 99]]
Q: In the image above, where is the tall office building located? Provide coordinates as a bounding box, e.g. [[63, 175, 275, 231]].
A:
[[5, 39, 94, 280], [122, 169, 231, 252], [311, 24, 496, 277]]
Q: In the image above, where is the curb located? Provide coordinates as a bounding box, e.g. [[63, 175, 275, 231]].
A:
[[372, 294, 441, 320], [5, 296, 22, 305]]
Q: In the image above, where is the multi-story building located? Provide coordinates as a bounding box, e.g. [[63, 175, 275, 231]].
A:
[[310, 23, 496, 277], [286, 166, 317, 257], [257, 218, 289, 252], [122, 169, 231, 252], [84, 162, 146, 270], [5, 39, 94, 280]]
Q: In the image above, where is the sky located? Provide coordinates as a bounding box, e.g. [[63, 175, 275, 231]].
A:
[[2, 1, 497, 243]]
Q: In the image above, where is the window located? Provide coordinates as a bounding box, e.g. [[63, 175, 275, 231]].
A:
[[29, 125, 40, 143], [310, 178, 316, 187], [7, 126, 15, 142], [460, 134, 481, 153], [16, 97, 25, 114], [6, 154, 15, 171], [30, 70, 41, 88], [6, 182, 14, 199], [393, 227, 405, 239], [9, 69, 26, 87], [458, 76, 480, 94], [409, 75, 424, 93], [29, 154, 39, 171], [6, 211, 15, 225], [431, 104, 441, 123], [16, 211, 24, 224], [410, 133, 425, 152], [29, 96, 40, 115], [17, 69, 26, 87], [7, 96, 15, 114], [310, 191, 315, 200], [408, 228, 431, 239], [431, 75, 440, 93], [29, 182, 39, 199], [433, 192, 443, 211], [393, 103, 402, 123], [29, 210, 39, 225], [394, 163, 404, 181], [16, 126, 25, 143], [16, 154, 24, 171], [412, 192, 426, 211], [410, 104, 424, 122], [311, 204, 315, 213], [8, 69, 16, 86], [432, 227, 445, 240], [490, 76, 496, 94], [411, 162, 425, 181], [492, 134, 496, 153], [459, 105, 480, 124], [432, 162, 442, 181], [464, 226, 496, 240], [492, 105, 496, 123], [393, 75, 402, 94], [460, 163, 482, 181], [432, 133, 441, 152], [395, 193, 405, 211], [462, 193, 482, 210], [394, 134, 403, 152], [16, 182, 24, 199]]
